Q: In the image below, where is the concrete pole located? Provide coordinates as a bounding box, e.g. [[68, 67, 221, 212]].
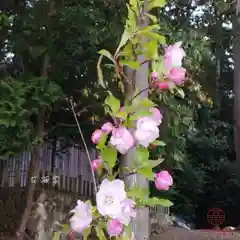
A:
[[120, 1, 150, 239]]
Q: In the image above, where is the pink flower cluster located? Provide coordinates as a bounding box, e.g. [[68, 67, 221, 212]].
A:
[[91, 107, 163, 157], [70, 41, 185, 238], [152, 42, 186, 90], [69, 175, 173, 236], [69, 179, 136, 238]]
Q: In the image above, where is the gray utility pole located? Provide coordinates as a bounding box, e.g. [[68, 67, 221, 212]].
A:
[[121, 0, 150, 239]]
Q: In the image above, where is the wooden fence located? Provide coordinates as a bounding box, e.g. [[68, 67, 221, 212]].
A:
[[0, 142, 98, 198], [0, 141, 169, 235]]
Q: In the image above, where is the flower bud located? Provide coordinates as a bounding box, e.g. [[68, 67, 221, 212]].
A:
[[91, 157, 102, 171], [101, 122, 114, 134], [91, 129, 103, 144], [155, 170, 173, 190]]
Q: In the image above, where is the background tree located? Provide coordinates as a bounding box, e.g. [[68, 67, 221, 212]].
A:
[[0, 0, 125, 238], [1, 0, 239, 235]]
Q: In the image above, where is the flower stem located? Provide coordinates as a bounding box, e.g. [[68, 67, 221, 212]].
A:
[[68, 99, 98, 196], [130, 87, 150, 102]]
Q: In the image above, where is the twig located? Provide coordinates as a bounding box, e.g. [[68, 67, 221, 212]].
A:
[[140, 59, 149, 65], [68, 99, 98, 196], [130, 87, 150, 102]]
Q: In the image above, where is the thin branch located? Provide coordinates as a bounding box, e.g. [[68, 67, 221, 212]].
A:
[[68, 99, 98, 196], [140, 59, 149, 65], [130, 87, 150, 102]]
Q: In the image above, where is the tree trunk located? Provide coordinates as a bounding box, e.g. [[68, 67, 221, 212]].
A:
[[16, 55, 49, 240], [234, 0, 240, 163], [16, 110, 45, 240], [120, 1, 150, 239]]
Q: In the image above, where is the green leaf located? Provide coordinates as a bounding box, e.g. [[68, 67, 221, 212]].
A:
[[116, 110, 128, 120], [98, 49, 114, 62], [52, 231, 61, 240], [104, 94, 121, 114], [116, 2, 137, 54], [175, 88, 185, 99], [62, 224, 70, 232], [136, 147, 149, 163], [119, 60, 140, 69], [127, 185, 148, 199], [152, 59, 164, 73], [121, 42, 134, 58], [116, 7, 133, 54], [101, 146, 118, 170], [83, 227, 91, 240], [148, 159, 164, 168], [152, 140, 166, 146], [139, 98, 156, 107], [137, 166, 154, 180], [139, 25, 160, 34], [129, 110, 152, 121], [142, 32, 166, 44], [145, 40, 158, 59], [129, 0, 138, 10], [116, 30, 131, 54], [97, 55, 106, 88], [96, 133, 108, 150], [96, 226, 107, 240], [147, 0, 166, 11], [141, 197, 173, 207]]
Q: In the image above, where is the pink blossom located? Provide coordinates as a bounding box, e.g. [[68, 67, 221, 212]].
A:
[[155, 170, 173, 190], [91, 157, 102, 171], [96, 179, 127, 218], [110, 127, 135, 154], [101, 122, 114, 134], [164, 42, 186, 70], [135, 117, 159, 147], [117, 199, 136, 225], [107, 219, 123, 237], [150, 107, 163, 125], [157, 82, 169, 90], [168, 67, 186, 85], [91, 129, 103, 144], [69, 200, 92, 233], [151, 71, 159, 81]]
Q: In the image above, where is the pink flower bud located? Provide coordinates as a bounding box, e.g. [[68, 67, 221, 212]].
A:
[[107, 219, 123, 237], [168, 67, 186, 85], [155, 170, 173, 191], [151, 71, 159, 80], [91, 157, 102, 171], [157, 82, 169, 90], [101, 122, 114, 134], [91, 129, 103, 144]]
